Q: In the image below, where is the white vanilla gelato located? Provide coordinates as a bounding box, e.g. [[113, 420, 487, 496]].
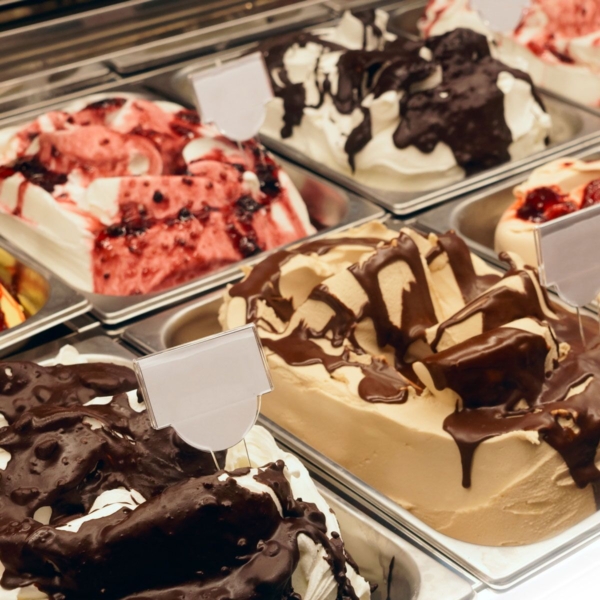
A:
[[420, 0, 600, 106], [260, 9, 551, 192]]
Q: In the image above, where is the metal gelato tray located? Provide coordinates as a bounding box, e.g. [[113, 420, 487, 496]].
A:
[[0, 236, 89, 356], [122, 288, 600, 590], [382, 0, 432, 42], [414, 146, 600, 267], [0, 63, 117, 116], [163, 29, 600, 217], [0, 87, 384, 326], [0, 0, 330, 81], [10, 332, 475, 600]]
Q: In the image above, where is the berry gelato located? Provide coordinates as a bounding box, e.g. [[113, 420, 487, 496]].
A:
[[495, 157, 600, 265], [0, 95, 314, 296]]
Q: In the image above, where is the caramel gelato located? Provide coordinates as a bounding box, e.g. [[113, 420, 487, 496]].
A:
[[220, 221, 600, 546]]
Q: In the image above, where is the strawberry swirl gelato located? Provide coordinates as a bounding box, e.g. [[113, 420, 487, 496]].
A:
[[0, 95, 314, 296]]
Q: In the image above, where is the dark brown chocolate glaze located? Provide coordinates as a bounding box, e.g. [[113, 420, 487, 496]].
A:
[[256, 32, 344, 140], [230, 228, 600, 495], [230, 230, 485, 404], [441, 303, 600, 489], [351, 8, 383, 50], [0, 362, 362, 599], [351, 236, 438, 361], [434, 232, 499, 303], [394, 29, 545, 172], [430, 268, 552, 351], [424, 254, 600, 490], [257, 14, 547, 173], [424, 327, 549, 411], [230, 236, 384, 324]]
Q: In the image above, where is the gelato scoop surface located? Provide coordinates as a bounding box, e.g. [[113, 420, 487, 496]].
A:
[[0, 95, 314, 296], [0, 351, 369, 600], [420, 0, 600, 106], [495, 157, 600, 265], [259, 9, 551, 191], [220, 221, 600, 545]]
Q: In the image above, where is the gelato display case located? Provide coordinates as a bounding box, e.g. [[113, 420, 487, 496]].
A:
[[123, 220, 600, 589], [0, 0, 600, 598]]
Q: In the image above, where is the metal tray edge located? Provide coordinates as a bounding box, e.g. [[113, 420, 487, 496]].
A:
[[413, 144, 600, 266], [0, 236, 91, 354]]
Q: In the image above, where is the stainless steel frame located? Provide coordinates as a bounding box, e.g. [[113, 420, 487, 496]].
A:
[[0, 236, 89, 356], [0, 63, 117, 115], [10, 332, 476, 600], [0, 1, 332, 116]]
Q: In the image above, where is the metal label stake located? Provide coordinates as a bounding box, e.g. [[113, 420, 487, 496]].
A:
[[210, 451, 220, 471], [134, 324, 273, 462], [243, 439, 252, 468], [577, 307, 586, 347], [535, 202, 600, 346], [189, 52, 273, 143], [471, 0, 527, 31]]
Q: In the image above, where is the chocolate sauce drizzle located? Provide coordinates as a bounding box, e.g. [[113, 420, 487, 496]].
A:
[[350, 9, 383, 50], [230, 228, 600, 497], [439, 301, 600, 489], [0, 157, 67, 193], [258, 16, 547, 173], [230, 230, 485, 404], [0, 362, 362, 599]]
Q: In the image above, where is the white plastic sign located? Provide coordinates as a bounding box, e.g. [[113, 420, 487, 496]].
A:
[[471, 0, 527, 32], [190, 52, 273, 142], [535, 203, 600, 308], [133, 324, 273, 452]]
